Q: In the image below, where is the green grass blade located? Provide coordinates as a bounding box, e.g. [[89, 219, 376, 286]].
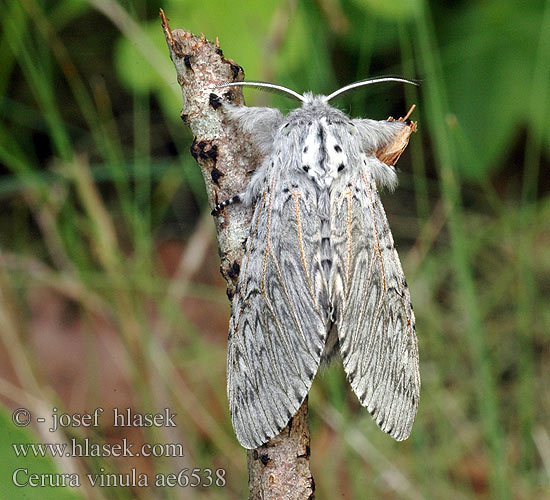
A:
[[413, 2, 510, 498]]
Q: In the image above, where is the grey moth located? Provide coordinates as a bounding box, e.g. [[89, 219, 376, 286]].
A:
[[213, 78, 420, 449]]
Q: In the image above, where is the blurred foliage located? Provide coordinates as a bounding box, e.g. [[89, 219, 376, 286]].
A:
[[115, 0, 550, 181], [0, 0, 549, 499]]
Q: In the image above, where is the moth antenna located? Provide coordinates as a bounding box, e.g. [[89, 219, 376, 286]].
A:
[[216, 81, 305, 102], [324, 76, 420, 102]]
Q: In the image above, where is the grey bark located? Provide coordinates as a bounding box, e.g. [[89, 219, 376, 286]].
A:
[[160, 11, 315, 500]]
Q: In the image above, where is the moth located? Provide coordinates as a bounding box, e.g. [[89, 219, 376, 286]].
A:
[[213, 77, 420, 449]]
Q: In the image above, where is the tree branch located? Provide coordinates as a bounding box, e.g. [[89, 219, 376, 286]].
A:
[[160, 11, 315, 500]]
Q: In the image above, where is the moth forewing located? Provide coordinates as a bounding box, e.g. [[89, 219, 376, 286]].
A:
[[226, 170, 328, 449], [332, 168, 419, 441], [217, 80, 419, 448]]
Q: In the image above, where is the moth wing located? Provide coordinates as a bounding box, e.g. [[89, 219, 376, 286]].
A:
[[332, 162, 420, 440], [228, 177, 328, 449]]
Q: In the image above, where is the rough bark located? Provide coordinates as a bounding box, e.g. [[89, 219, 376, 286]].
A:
[[247, 398, 313, 500], [160, 10, 315, 500]]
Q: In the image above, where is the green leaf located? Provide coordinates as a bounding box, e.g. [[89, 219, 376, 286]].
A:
[[439, 1, 544, 180]]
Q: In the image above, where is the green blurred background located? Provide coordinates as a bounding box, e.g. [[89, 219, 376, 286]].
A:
[[1, 0, 549, 498]]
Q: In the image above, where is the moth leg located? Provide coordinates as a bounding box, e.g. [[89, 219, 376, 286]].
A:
[[211, 194, 242, 215]]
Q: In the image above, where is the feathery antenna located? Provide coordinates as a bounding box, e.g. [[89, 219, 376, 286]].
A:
[[216, 77, 419, 104], [324, 76, 419, 102], [216, 81, 305, 102]]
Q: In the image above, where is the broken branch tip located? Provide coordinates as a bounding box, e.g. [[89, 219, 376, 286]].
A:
[[159, 9, 174, 46]]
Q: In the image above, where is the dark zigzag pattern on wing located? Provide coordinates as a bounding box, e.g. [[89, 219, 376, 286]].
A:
[[331, 165, 420, 441], [227, 178, 328, 449]]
